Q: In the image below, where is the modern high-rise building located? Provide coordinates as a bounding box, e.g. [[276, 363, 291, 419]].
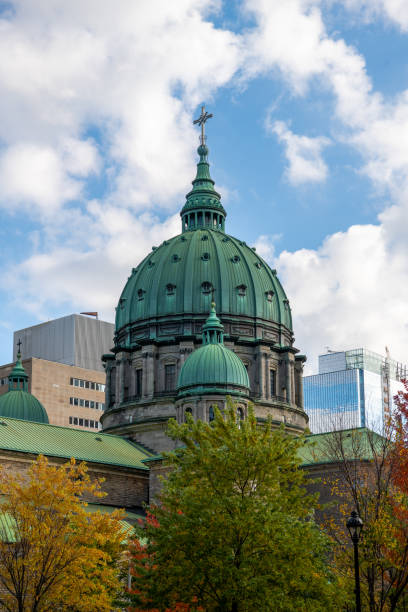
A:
[[0, 314, 115, 430], [304, 348, 407, 433]]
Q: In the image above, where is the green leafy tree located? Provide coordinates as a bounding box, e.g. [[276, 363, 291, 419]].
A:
[[129, 401, 344, 612]]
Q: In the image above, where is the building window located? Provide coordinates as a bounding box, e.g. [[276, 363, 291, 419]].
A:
[[70, 378, 105, 391], [185, 407, 192, 422], [166, 283, 176, 296], [209, 405, 215, 422], [165, 364, 176, 392], [237, 284, 247, 297], [270, 370, 276, 397], [201, 252, 210, 261], [136, 369, 143, 396], [69, 416, 73, 424], [265, 291, 274, 302], [84, 419, 89, 427], [73, 417, 78, 425], [137, 288, 146, 300], [79, 418, 84, 426]]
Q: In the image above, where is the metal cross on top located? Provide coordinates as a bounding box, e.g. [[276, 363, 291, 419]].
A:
[[17, 339, 22, 353], [193, 105, 213, 144]]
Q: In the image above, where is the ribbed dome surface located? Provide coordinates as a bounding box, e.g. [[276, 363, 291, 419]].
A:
[[0, 390, 49, 424], [115, 228, 292, 333], [177, 343, 250, 392]]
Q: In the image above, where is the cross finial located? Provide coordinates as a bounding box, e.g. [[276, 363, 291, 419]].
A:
[[193, 105, 213, 145], [211, 287, 216, 306], [17, 339, 22, 352]]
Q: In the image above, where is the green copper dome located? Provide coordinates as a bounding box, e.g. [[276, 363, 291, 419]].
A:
[[0, 352, 49, 424], [177, 303, 250, 398], [115, 126, 292, 344]]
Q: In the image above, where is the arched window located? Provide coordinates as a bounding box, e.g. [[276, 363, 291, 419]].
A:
[[265, 290, 274, 302], [201, 252, 210, 261], [185, 407, 192, 422], [137, 289, 146, 300], [166, 283, 176, 296], [237, 284, 247, 297], [209, 405, 215, 422]]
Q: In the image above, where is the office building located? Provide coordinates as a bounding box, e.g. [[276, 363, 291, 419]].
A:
[[0, 314, 114, 430], [304, 348, 407, 433]]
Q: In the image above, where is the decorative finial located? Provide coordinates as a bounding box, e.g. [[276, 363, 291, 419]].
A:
[[193, 105, 213, 145], [17, 338, 22, 357]]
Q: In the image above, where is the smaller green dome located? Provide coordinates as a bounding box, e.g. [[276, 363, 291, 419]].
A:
[[177, 303, 250, 398], [0, 390, 49, 424], [0, 351, 49, 424]]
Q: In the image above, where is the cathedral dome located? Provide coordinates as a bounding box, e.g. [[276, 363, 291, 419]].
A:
[[115, 140, 292, 344], [0, 353, 49, 424], [177, 303, 250, 398]]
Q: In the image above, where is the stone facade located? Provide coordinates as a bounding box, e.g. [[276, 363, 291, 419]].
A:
[[101, 336, 307, 452], [0, 358, 106, 430]]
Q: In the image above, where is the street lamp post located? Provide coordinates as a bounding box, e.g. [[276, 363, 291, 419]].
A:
[[347, 510, 363, 612]]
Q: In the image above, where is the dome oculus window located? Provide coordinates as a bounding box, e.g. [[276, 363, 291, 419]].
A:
[[255, 262, 262, 269], [201, 252, 210, 261], [148, 260, 155, 267], [201, 235, 208, 241], [172, 254, 181, 262], [166, 283, 176, 296], [265, 290, 274, 302], [137, 289, 146, 301], [201, 281, 213, 295], [283, 299, 290, 310], [237, 284, 247, 297], [119, 297, 127, 309], [231, 255, 240, 263]]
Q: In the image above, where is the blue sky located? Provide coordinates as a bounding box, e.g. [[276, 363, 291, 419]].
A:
[[1, 0, 408, 373]]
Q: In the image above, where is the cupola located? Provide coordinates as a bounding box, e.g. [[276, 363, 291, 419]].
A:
[[0, 346, 49, 424], [177, 303, 250, 399]]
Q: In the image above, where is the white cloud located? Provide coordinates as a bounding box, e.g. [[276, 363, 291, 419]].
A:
[[0, 0, 241, 212], [339, 0, 408, 31], [0, 144, 81, 210], [4, 206, 180, 321], [255, 225, 408, 373], [269, 120, 330, 184]]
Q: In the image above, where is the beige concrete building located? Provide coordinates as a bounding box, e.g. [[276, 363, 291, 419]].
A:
[[0, 358, 106, 430]]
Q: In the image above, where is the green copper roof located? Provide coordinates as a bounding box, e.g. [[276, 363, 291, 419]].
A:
[[0, 391, 49, 424], [177, 304, 250, 397], [116, 229, 292, 333], [0, 416, 151, 469], [299, 428, 385, 466]]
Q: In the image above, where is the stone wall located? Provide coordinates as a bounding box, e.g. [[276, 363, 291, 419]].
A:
[[0, 450, 149, 511]]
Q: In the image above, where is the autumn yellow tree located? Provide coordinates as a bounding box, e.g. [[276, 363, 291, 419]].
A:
[[0, 455, 126, 612]]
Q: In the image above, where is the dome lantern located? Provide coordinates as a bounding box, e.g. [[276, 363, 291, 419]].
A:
[[180, 106, 226, 233]]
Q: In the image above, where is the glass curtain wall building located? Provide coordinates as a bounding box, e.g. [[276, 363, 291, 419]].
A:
[[304, 348, 407, 433]]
